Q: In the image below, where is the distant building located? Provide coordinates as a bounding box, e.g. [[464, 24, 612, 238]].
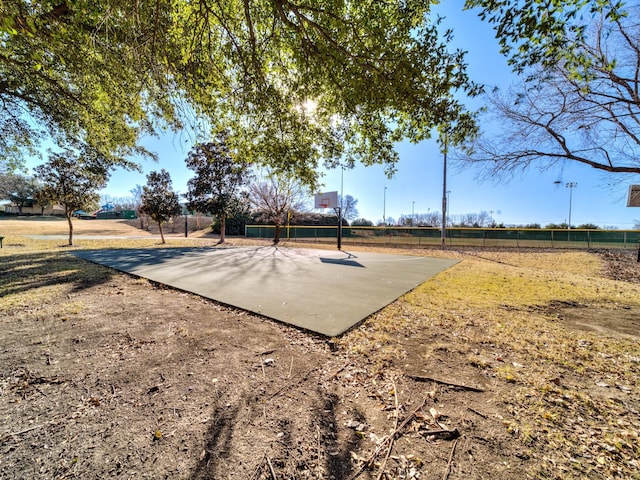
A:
[[3, 199, 65, 216]]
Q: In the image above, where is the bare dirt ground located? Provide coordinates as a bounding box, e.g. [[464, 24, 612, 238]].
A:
[[1, 218, 639, 479]]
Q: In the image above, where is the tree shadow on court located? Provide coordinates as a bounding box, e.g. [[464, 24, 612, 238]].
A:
[[0, 251, 115, 299]]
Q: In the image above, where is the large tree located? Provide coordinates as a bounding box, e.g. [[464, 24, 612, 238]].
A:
[[338, 194, 359, 222], [1, 1, 481, 185], [34, 150, 109, 245], [248, 172, 309, 244], [140, 169, 182, 244], [185, 136, 249, 244], [463, 1, 640, 177]]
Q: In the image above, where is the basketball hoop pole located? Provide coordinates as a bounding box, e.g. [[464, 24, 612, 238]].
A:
[[335, 206, 342, 250]]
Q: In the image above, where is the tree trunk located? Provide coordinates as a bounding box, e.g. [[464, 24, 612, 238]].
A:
[[66, 212, 74, 246], [158, 221, 166, 244], [218, 212, 226, 244], [273, 223, 281, 245]]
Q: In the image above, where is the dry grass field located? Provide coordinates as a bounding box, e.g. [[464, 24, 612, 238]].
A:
[[1, 217, 639, 479]]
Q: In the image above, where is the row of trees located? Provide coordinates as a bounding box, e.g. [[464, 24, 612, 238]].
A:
[[3, 159, 631, 243], [139, 134, 363, 244], [0, 131, 361, 245]]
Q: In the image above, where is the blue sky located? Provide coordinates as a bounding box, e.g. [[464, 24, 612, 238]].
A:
[[77, 3, 640, 228]]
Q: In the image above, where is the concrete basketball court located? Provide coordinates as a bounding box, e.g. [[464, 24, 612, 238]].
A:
[[72, 246, 458, 336]]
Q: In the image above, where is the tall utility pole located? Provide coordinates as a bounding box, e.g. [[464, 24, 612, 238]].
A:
[[338, 166, 344, 250], [566, 182, 577, 241], [412, 201, 415, 226], [566, 182, 577, 228], [441, 135, 448, 249], [383, 186, 387, 225]]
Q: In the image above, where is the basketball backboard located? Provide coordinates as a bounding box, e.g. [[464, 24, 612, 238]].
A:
[[315, 191, 338, 209], [627, 185, 640, 207]]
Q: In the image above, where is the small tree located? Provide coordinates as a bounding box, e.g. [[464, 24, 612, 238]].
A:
[[248, 172, 309, 244], [185, 138, 249, 244], [33, 186, 50, 215], [0, 174, 39, 214], [140, 169, 181, 244], [130, 185, 145, 228], [338, 195, 359, 222], [34, 150, 109, 245], [352, 218, 373, 226]]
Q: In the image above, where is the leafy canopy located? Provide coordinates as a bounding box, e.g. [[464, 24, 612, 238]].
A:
[[4, 174, 39, 209], [2, 0, 482, 186], [1, 1, 168, 172], [0, 173, 34, 200], [185, 134, 250, 242], [465, 0, 628, 72]]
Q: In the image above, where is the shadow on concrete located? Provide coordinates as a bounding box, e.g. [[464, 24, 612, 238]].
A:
[[319, 257, 365, 267], [0, 251, 114, 299]]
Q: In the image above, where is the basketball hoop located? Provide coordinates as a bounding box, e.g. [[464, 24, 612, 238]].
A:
[[627, 185, 640, 207], [628, 185, 640, 263], [313, 191, 341, 250], [314, 191, 338, 210]]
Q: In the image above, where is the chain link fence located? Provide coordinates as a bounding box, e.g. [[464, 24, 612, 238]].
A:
[[246, 225, 640, 249]]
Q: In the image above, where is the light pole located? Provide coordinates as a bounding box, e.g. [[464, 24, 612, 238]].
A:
[[566, 182, 577, 239], [383, 186, 387, 225], [446, 190, 451, 222], [412, 201, 415, 226], [181, 195, 189, 238], [338, 165, 344, 250]]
